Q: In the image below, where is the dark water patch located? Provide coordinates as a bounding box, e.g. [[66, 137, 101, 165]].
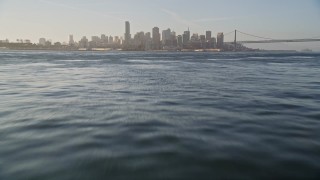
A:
[[307, 113, 320, 120]]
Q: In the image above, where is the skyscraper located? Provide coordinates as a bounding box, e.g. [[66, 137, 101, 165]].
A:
[[210, 37, 216, 48], [109, 36, 114, 44], [170, 31, 177, 47], [200, 35, 206, 41], [152, 27, 161, 50], [145, 32, 152, 51], [124, 21, 131, 44], [69, 35, 74, 45], [177, 35, 183, 48], [162, 28, 171, 45], [183, 28, 191, 45], [206, 31, 212, 41], [114, 36, 120, 44], [217, 32, 224, 49]]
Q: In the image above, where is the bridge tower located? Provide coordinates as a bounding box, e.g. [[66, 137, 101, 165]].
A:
[[234, 30, 237, 51]]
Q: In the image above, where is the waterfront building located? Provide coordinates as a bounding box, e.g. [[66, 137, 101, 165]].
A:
[[124, 21, 131, 44], [200, 35, 206, 48], [101, 34, 108, 43], [152, 27, 161, 50], [133, 31, 145, 50], [183, 28, 191, 44], [91, 36, 100, 43], [89, 36, 101, 48], [177, 35, 183, 48], [206, 31, 212, 41], [207, 37, 216, 49], [69, 35, 74, 45], [145, 32, 152, 51], [109, 36, 114, 44], [217, 32, 224, 49], [145, 32, 151, 39], [200, 35, 206, 43], [170, 31, 177, 47], [162, 28, 171, 45], [79, 36, 88, 48], [191, 33, 199, 42], [114, 36, 121, 45]]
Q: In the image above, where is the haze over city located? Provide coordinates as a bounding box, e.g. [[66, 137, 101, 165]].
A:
[[0, 0, 320, 51]]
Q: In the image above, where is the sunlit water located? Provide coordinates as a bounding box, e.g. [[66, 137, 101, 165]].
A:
[[1, 51, 320, 179]]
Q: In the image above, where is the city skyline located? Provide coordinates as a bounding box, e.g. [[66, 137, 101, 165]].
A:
[[0, 0, 320, 51], [0, 20, 260, 52], [3, 20, 319, 52]]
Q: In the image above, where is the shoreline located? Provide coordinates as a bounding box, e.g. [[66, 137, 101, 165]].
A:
[[0, 48, 300, 53]]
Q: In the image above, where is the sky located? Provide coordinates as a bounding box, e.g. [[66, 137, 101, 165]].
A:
[[0, 0, 320, 51]]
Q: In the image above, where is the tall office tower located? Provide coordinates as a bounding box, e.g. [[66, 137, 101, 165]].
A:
[[170, 31, 177, 47], [182, 33, 188, 45], [210, 37, 217, 48], [206, 31, 212, 41], [183, 28, 191, 44], [217, 32, 224, 49], [200, 35, 206, 42], [109, 36, 114, 44], [124, 21, 131, 44], [162, 28, 171, 45], [133, 31, 145, 50], [152, 27, 161, 50], [200, 35, 206, 49], [69, 35, 74, 45], [177, 35, 183, 48], [144, 32, 152, 50], [114, 36, 120, 44]]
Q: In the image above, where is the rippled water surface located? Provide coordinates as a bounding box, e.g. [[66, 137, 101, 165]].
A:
[[1, 51, 320, 179]]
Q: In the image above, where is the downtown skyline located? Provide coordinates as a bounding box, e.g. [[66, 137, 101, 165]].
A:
[[0, 21, 237, 52], [1, 0, 320, 51]]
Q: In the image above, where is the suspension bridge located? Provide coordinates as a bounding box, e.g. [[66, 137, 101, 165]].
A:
[[225, 30, 320, 50]]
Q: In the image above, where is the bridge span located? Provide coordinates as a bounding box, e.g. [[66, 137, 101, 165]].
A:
[[238, 38, 320, 44], [225, 30, 320, 50]]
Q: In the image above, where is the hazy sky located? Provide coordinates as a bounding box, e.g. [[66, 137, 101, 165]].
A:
[[1, 0, 320, 50]]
